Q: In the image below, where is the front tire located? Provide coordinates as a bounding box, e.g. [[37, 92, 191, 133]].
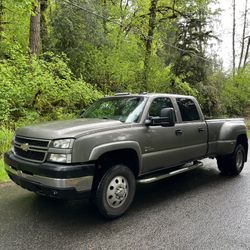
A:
[[217, 144, 246, 176], [94, 164, 136, 219]]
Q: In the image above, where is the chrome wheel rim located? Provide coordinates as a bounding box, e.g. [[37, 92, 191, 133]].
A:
[[236, 149, 244, 170], [106, 176, 129, 208]]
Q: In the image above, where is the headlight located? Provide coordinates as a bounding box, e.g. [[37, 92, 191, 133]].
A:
[[48, 153, 72, 163], [51, 139, 74, 149]]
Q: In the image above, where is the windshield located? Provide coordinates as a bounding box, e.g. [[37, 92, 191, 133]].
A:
[[82, 96, 147, 123]]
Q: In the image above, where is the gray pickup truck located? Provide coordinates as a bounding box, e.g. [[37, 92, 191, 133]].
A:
[[4, 93, 248, 218]]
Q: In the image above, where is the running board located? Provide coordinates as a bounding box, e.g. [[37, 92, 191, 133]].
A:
[[137, 161, 203, 184]]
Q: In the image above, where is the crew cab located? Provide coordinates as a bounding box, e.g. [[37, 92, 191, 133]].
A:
[[4, 93, 248, 218]]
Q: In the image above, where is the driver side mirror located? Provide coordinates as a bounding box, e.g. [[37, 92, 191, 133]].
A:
[[145, 108, 176, 127]]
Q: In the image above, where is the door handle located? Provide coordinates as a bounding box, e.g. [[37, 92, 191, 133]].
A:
[[175, 129, 183, 136], [198, 127, 205, 132]]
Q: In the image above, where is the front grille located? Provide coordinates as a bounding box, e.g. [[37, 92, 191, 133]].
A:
[[14, 136, 50, 163], [14, 146, 45, 162], [15, 136, 49, 148]]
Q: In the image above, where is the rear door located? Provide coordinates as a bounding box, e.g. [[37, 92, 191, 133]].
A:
[[174, 97, 208, 162]]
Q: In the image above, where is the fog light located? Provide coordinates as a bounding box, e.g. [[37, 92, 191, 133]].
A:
[[49, 153, 72, 163]]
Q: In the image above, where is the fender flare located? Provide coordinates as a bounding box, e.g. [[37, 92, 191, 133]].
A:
[[89, 141, 142, 171]]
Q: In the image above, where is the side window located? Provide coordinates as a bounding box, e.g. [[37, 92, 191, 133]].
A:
[[149, 97, 174, 117], [176, 98, 200, 121]]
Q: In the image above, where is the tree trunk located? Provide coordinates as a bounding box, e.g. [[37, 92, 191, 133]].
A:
[[243, 37, 250, 68], [29, 0, 41, 56], [40, 0, 48, 51], [198, 10, 203, 54], [238, 0, 248, 70], [232, 0, 236, 75], [0, 0, 4, 41], [142, 0, 158, 91], [102, 0, 108, 36]]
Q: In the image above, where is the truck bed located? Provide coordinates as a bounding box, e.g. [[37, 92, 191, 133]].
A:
[[205, 118, 246, 156]]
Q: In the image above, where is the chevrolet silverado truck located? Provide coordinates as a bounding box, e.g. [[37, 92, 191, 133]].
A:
[[4, 93, 248, 218]]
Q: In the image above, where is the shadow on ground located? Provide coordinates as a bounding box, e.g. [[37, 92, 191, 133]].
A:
[[6, 163, 231, 225]]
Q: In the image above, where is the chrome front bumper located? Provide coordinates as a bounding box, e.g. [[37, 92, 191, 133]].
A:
[[5, 164, 93, 192]]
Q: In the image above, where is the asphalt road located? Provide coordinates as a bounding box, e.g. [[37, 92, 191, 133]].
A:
[[1, 149, 250, 250]]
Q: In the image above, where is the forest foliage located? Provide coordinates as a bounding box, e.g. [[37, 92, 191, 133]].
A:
[[0, 0, 249, 129], [0, 0, 249, 181]]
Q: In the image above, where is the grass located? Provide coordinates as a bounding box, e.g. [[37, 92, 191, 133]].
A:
[[0, 160, 9, 182], [0, 128, 14, 182], [246, 119, 250, 137]]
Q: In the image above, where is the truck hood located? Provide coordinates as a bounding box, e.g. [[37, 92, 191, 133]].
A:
[[16, 119, 126, 140]]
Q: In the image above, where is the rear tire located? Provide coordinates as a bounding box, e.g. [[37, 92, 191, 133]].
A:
[[94, 164, 136, 219], [217, 144, 246, 176]]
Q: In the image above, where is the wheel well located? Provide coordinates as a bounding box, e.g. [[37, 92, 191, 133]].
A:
[[96, 149, 140, 177], [237, 134, 248, 161]]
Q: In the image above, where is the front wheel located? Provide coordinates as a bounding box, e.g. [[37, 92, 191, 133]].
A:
[[94, 164, 136, 219], [217, 144, 246, 176]]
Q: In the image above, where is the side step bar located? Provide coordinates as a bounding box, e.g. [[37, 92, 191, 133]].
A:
[[137, 161, 203, 184]]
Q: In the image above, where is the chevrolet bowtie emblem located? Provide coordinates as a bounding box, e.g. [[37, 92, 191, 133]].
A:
[[20, 143, 29, 152]]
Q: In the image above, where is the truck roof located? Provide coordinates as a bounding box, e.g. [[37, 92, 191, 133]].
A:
[[106, 92, 194, 99]]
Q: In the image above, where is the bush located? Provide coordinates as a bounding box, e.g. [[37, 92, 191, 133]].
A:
[[0, 50, 103, 128], [0, 127, 13, 155], [221, 66, 250, 117], [0, 127, 13, 182]]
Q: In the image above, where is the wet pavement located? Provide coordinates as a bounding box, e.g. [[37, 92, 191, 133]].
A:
[[0, 148, 250, 250]]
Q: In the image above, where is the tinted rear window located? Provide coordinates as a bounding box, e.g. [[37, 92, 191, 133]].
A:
[[176, 98, 200, 121]]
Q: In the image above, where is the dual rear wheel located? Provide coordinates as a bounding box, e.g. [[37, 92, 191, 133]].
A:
[[217, 144, 246, 176]]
